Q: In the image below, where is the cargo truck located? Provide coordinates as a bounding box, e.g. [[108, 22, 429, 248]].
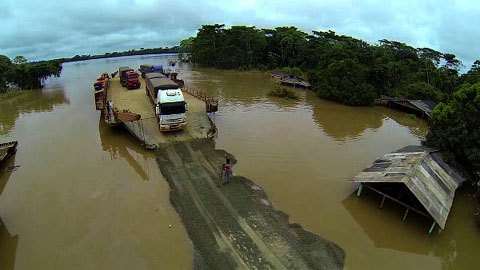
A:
[[119, 67, 141, 89], [145, 77, 187, 131], [139, 64, 163, 78]]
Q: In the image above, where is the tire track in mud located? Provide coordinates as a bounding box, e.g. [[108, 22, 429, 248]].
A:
[[157, 139, 345, 270]]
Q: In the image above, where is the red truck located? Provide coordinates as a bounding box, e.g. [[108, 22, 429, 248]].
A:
[[119, 67, 141, 90]]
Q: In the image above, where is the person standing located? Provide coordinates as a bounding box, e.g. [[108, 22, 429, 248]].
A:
[[220, 156, 233, 186]]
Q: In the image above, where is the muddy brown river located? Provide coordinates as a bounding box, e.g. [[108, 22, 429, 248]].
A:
[[0, 54, 477, 269]]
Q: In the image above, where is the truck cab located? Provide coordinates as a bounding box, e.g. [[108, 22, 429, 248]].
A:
[[156, 89, 187, 131], [124, 71, 141, 89], [145, 77, 187, 131], [119, 66, 133, 87]]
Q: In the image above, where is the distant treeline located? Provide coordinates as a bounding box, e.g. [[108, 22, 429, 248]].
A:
[[0, 55, 62, 91], [0, 46, 179, 91], [182, 24, 480, 106], [60, 46, 179, 63]]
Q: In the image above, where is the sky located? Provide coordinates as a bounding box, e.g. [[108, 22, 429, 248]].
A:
[[1, 0, 479, 68]]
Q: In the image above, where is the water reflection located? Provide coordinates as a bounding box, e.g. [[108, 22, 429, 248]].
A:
[[0, 155, 15, 196], [342, 191, 434, 254], [0, 215, 17, 270], [0, 87, 68, 135], [98, 118, 151, 181], [0, 157, 18, 270], [342, 187, 477, 269], [180, 64, 279, 103], [309, 96, 385, 142], [387, 110, 429, 139]]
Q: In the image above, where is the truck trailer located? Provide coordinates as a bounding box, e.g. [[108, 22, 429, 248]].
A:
[[139, 64, 163, 78]]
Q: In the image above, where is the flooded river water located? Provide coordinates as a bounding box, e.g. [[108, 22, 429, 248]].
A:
[[0, 54, 477, 269]]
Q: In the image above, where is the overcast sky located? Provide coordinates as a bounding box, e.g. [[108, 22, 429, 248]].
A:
[[1, 0, 479, 68]]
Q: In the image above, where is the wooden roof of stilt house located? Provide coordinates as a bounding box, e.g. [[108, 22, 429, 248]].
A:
[[387, 99, 437, 118], [351, 145, 466, 229]]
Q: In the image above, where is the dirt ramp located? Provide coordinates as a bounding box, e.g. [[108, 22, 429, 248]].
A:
[[156, 139, 345, 270]]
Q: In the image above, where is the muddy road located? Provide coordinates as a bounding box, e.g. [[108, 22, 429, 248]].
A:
[[157, 139, 345, 270]]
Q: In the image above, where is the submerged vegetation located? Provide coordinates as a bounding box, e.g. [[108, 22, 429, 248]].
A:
[[268, 88, 299, 99], [0, 54, 62, 92]]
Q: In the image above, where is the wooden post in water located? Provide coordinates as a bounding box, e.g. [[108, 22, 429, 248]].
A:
[[428, 221, 436, 234], [402, 208, 410, 221], [379, 195, 386, 209], [356, 185, 363, 197]]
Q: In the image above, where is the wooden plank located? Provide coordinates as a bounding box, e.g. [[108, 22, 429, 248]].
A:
[[363, 184, 430, 218]]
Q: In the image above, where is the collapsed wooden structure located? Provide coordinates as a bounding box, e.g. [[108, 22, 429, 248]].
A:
[[351, 145, 465, 233], [270, 70, 311, 88], [374, 96, 437, 119]]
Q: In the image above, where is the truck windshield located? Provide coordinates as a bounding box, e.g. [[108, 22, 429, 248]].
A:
[[128, 74, 139, 79], [160, 105, 186, 115]]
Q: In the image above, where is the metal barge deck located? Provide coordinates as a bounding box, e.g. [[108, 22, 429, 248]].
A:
[[94, 74, 217, 149]]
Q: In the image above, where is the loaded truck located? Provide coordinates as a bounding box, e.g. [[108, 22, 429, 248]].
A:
[[139, 64, 163, 78], [145, 72, 166, 81], [119, 66, 141, 89], [145, 77, 187, 131]]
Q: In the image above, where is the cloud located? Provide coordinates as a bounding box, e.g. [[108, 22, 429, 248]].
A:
[[0, 0, 479, 68]]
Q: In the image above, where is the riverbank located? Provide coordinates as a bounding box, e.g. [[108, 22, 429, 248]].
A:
[[156, 139, 345, 270]]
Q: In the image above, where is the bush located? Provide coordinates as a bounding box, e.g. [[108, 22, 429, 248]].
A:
[[268, 88, 299, 99]]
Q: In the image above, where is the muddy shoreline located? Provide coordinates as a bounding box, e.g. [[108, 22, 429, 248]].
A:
[[156, 139, 345, 269]]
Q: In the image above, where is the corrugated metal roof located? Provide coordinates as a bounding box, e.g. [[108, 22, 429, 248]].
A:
[[408, 100, 437, 116], [351, 145, 465, 229]]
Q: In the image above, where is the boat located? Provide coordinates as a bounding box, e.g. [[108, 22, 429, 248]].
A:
[[0, 141, 18, 164]]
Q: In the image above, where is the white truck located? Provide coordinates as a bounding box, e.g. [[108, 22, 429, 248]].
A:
[[145, 77, 187, 131]]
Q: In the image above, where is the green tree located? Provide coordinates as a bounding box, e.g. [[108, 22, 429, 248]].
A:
[[462, 60, 480, 85], [13, 55, 28, 64], [216, 26, 266, 69], [426, 82, 480, 180], [3, 58, 62, 90], [0, 55, 13, 92], [191, 24, 226, 66], [179, 37, 194, 62], [394, 82, 440, 100], [312, 59, 376, 106]]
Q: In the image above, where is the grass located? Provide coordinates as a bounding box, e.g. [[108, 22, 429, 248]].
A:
[[404, 113, 417, 120]]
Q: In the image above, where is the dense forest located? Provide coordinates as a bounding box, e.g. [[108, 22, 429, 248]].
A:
[[183, 24, 480, 205], [182, 24, 480, 106], [0, 55, 62, 91]]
